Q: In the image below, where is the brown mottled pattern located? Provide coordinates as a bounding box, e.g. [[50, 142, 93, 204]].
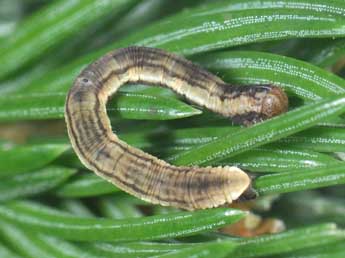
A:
[[65, 46, 288, 210]]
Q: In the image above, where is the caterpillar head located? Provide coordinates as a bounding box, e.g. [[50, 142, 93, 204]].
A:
[[261, 86, 289, 119]]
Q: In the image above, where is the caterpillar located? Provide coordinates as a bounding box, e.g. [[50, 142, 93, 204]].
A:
[[65, 46, 288, 210]]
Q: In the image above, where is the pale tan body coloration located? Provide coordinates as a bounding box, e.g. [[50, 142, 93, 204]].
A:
[[65, 46, 288, 210]]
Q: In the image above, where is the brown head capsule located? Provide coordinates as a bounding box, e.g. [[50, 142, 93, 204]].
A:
[[65, 46, 288, 210], [261, 86, 289, 118]]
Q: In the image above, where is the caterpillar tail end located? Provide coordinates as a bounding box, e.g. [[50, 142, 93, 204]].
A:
[[182, 166, 255, 211], [221, 166, 258, 203]]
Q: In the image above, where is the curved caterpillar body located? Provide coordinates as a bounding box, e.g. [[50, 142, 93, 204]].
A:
[[65, 46, 288, 210]]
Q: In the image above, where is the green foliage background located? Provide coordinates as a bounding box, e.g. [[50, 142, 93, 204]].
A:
[[0, 0, 344, 257]]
